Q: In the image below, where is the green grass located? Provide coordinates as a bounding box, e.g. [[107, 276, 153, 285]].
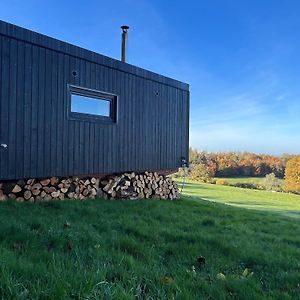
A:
[[215, 176, 266, 184], [181, 179, 300, 218], [214, 176, 284, 186], [0, 192, 300, 299]]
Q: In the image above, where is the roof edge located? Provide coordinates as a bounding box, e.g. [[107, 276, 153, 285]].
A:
[[0, 19, 189, 91]]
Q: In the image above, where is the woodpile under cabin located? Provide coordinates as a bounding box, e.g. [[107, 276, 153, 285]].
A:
[[0, 20, 189, 201]]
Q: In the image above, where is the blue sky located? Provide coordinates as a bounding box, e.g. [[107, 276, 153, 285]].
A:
[[1, 0, 299, 154]]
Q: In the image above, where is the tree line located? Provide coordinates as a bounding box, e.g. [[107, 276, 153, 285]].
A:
[[188, 148, 300, 194], [189, 148, 295, 179]]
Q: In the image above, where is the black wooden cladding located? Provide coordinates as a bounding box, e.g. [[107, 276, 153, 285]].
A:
[[0, 20, 189, 181]]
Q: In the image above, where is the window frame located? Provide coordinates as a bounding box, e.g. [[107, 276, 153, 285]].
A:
[[68, 85, 118, 123]]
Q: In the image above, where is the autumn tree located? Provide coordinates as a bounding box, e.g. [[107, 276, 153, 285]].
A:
[[189, 163, 213, 181], [284, 155, 300, 194], [189, 148, 217, 179]]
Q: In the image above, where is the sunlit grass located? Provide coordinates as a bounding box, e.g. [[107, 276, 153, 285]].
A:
[[181, 179, 300, 217], [215, 176, 267, 184]]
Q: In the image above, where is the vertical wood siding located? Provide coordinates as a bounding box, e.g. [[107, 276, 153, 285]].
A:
[[0, 20, 189, 180]]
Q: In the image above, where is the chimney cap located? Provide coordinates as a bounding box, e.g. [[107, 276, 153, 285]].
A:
[[121, 25, 129, 32]]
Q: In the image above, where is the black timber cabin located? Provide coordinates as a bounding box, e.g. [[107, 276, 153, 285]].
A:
[[0, 20, 189, 181]]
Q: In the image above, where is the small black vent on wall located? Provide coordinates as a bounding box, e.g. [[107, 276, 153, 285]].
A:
[[68, 85, 117, 123], [72, 70, 78, 78]]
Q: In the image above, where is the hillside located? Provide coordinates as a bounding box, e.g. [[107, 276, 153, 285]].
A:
[[182, 179, 300, 218]]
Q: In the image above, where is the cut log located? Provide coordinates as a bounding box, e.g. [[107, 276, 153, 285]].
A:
[[0, 193, 8, 201], [12, 184, 22, 193], [51, 191, 60, 198], [61, 187, 68, 194], [43, 186, 56, 193], [8, 193, 17, 199], [32, 188, 41, 196], [27, 179, 35, 185], [35, 196, 42, 202], [103, 180, 113, 192], [44, 194, 52, 201], [67, 192, 75, 199], [40, 179, 50, 186], [138, 192, 145, 199], [90, 188, 97, 196], [24, 190, 32, 200], [32, 183, 42, 190], [50, 177, 59, 186]]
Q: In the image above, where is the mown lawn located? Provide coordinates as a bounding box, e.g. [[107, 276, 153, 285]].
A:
[[181, 179, 300, 218], [1, 191, 300, 299], [214, 177, 266, 185]]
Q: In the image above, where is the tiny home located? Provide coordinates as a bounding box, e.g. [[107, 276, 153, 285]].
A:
[[0, 20, 189, 181]]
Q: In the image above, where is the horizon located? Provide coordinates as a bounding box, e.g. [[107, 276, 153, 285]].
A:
[[189, 147, 299, 157], [1, 0, 299, 155]]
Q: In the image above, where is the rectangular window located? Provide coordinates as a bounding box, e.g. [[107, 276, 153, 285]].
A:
[[71, 94, 110, 117], [69, 85, 117, 123]]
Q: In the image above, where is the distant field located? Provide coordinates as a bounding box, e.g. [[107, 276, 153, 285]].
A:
[[214, 176, 283, 185], [181, 179, 300, 218], [215, 176, 264, 184]]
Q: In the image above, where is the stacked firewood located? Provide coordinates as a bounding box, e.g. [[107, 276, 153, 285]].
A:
[[100, 172, 180, 200], [0, 172, 180, 202], [0, 177, 99, 202]]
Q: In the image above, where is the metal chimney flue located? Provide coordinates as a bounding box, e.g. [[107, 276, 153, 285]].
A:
[[121, 25, 129, 63]]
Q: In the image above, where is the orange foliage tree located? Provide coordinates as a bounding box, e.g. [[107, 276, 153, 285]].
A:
[[284, 155, 300, 194]]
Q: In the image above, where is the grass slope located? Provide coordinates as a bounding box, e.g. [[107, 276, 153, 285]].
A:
[[0, 195, 300, 299], [181, 179, 300, 218], [214, 177, 268, 185]]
